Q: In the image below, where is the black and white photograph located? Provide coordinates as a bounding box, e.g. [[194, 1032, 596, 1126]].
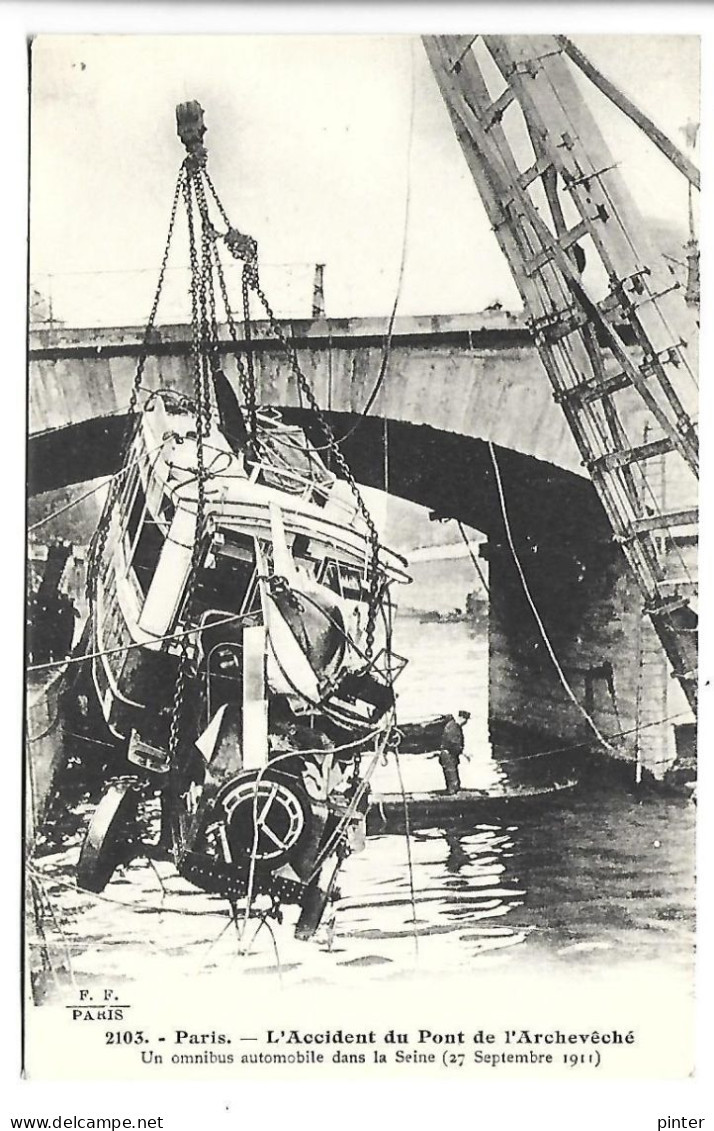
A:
[[21, 27, 704, 1084]]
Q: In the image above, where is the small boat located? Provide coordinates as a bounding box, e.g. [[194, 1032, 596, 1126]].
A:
[[367, 778, 579, 831]]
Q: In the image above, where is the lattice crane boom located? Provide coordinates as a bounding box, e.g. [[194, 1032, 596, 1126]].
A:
[[424, 34, 699, 713]]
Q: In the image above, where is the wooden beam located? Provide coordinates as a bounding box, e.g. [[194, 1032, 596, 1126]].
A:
[[557, 36, 700, 191]]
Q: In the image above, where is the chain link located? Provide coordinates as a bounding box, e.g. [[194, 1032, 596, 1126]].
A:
[[202, 167, 231, 230], [201, 168, 259, 443], [193, 172, 220, 433], [247, 275, 383, 661], [201, 161, 380, 638], [86, 125, 389, 885], [241, 265, 258, 439], [102, 147, 385, 840], [86, 168, 185, 601], [210, 242, 256, 425], [167, 166, 212, 862], [198, 170, 255, 430]]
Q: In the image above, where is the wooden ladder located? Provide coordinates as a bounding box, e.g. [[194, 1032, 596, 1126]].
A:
[[424, 34, 699, 713]]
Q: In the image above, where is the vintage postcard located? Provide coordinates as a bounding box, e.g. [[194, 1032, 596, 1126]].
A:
[[24, 31, 702, 1083]]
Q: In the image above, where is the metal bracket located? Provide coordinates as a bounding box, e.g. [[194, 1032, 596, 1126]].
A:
[[529, 304, 587, 344], [563, 163, 619, 190]]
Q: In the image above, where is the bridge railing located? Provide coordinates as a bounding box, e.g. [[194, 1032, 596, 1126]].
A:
[[29, 262, 318, 329]]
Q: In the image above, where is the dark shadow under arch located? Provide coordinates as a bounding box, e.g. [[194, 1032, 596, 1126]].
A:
[[27, 409, 610, 550]]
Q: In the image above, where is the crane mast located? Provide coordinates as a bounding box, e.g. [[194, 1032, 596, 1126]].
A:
[[424, 34, 699, 715]]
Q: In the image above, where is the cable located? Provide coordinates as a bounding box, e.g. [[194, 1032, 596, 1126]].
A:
[[392, 741, 420, 962], [455, 520, 489, 596], [236, 727, 384, 938], [26, 863, 234, 919], [26, 610, 248, 673], [239, 746, 326, 941], [487, 440, 616, 753], [25, 708, 62, 744], [304, 743, 386, 883], [496, 708, 691, 766], [27, 871, 78, 991], [29, 478, 111, 533], [309, 38, 417, 451], [27, 878, 67, 996], [28, 436, 173, 535], [239, 725, 391, 936], [249, 913, 284, 983]]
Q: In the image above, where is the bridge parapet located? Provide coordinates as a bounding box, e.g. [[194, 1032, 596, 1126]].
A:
[[29, 310, 585, 478]]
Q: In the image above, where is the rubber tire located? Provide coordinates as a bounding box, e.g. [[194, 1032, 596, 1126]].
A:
[[77, 780, 140, 893]]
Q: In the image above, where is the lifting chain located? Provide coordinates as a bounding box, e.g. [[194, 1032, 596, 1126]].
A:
[[167, 165, 212, 861], [247, 272, 383, 662], [193, 171, 223, 433], [200, 167, 383, 662], [210, 243, 257, 436], [199, 174, 262, 445], [241, 264, 258, 440], [86, 167, 185, 601], [192, 177, 212, 436], [197, 170, 258, 443]]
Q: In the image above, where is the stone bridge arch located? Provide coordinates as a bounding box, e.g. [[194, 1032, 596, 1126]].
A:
[[28, 314, 684, 776]]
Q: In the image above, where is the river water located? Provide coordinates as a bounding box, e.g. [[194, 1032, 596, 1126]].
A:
[[29, 617, 695, 997]]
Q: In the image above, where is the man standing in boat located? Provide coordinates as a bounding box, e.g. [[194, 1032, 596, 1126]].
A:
[[438, 711, 470, 794]]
